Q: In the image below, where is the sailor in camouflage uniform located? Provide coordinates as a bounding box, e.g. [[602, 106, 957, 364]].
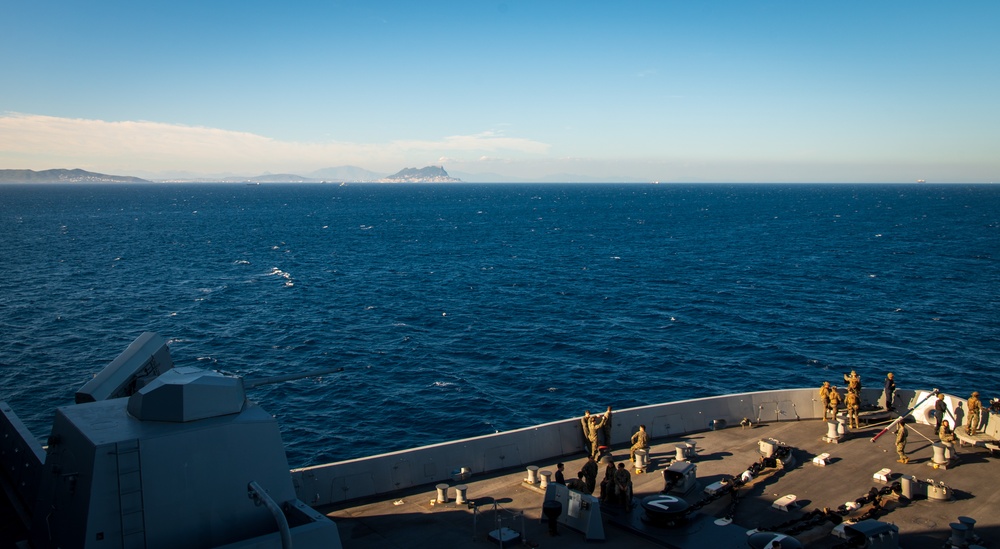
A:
[[967, 391, 983, 435], [939, 419, 958, 458], [845, 390, 860, 429], [819, 382, 832, 420], [580, 455, 598, 494], [600, 405, 613, 447], [844, 370, 861, 396], [614, 462, 633, 511], [895, 421, 908, 463], [582, 414, 608, 460], [629, 424, 649, 461], [828, 386, 843, 420]]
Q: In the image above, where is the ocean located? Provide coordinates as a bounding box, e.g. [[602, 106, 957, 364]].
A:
[[1, 183, 998, 467]]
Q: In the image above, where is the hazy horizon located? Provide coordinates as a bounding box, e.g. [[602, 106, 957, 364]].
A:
[[2, 2, 998, 183]]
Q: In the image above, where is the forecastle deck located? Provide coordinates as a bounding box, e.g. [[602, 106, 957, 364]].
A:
[[299, 388, 999, 548]]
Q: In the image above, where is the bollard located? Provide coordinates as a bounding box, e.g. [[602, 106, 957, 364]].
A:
[[942, 443, 955, 461], [900, 475, 926, 499], [435, 483, 449, 504], [959, 516, 977, 541], [684, 440, 697, 457], [826, 421, 839, 439], [836, 418, 847, 435], [526, 465, 539, 484], [455, 484, 468, 505], [674, 445, 686, 461], [931, 443, 947, 465], [635, 449, 648, 470], [949, 522, 968, 547], [539, 470, 551, 489]]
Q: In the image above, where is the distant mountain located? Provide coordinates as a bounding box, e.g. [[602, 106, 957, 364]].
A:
[[0, 168, 150, 184], [377, 166, 461, 183], [239, 173, 317, 183]]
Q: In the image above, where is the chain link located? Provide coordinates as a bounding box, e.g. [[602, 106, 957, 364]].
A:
[[675, 444, 794, 520]]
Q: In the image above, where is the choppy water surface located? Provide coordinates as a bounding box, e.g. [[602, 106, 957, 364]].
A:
[[1, 183, 998, 466]]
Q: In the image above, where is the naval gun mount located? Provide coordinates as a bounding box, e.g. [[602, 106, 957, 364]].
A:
[[0, 332, 343, 549]]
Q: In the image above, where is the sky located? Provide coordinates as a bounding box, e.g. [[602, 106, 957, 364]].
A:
[[1, 1, 998, 183]]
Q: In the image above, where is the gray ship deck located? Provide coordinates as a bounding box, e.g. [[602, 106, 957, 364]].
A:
[[323, 418, 999, 548]]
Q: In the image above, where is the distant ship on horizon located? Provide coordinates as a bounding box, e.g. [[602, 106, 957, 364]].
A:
[[917, 179, 927, 183]]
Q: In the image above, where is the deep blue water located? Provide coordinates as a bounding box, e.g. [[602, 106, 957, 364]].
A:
[[1, 183, 998, 467]]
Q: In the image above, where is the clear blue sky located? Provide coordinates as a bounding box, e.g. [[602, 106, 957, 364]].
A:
[[2, 1, 998, 182]]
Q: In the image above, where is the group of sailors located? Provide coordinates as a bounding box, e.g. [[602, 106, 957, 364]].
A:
[[895, 391, 982, 464], [818, 369, 987, 465], [567, 405, 637, 510], [566, 379, 988, 504], [817, 369, 868, 428]]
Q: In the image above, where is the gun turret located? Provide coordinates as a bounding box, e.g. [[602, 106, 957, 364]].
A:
[[27, 332, 344, 548]]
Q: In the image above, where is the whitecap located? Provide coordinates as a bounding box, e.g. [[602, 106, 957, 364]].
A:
[[233, 259, 250, 265]]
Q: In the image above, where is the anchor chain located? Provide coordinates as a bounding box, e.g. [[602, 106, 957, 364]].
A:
[[757, 483, 901, 537], [672, 445, 795, 521]]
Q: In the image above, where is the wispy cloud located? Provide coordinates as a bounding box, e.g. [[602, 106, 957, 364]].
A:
[[0, 113, 550, 174]]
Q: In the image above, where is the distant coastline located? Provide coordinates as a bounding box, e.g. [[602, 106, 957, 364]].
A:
[[0, 168, 988, 185], [0, 168, 149, 184], [0, 165, 463, 184]]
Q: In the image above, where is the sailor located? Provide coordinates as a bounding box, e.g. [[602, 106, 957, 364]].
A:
[[614, 462, 633, 511], [629, 424, 649, 462], [967, 391, 982, 435], [554, 462, 566, 484], [819, 381, 832, 420], [584, 414, 609, 460], [939, 419, 958, 457], [845, 390, 860, 429], [600, 405, 613, 447], [934, 393, 949, 433], [828, 386, 843, 419], [895, 421, 909, 463], [883, 372, 896, 411], [580, 455, 598, 494], [566, 472, 589, 492], [844, 370, 861, 396], [580, 410, 592, 455], [599, 457, 616, 502]]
